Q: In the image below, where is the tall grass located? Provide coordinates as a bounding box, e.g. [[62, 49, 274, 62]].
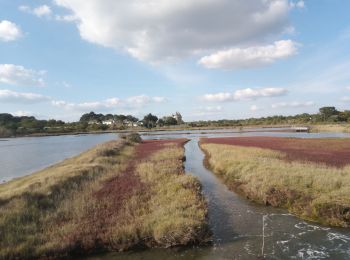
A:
[[200, 143, 350, 227], [0, 139, 133, 259], [135, 144, 210, 247], [0, 139, 210, 259]]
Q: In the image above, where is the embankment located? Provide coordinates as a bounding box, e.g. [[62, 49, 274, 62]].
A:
[[200, 137, 350, 227], [0, 137, 210, 259]]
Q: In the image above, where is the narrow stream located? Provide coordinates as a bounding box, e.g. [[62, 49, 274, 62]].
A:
[[95, 138, 350, 260]]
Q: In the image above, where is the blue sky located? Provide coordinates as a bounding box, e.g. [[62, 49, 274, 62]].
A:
[[0, 0, 350, 121]]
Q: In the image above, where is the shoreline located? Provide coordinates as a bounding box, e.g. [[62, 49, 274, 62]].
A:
[[0, 136, 210, 259], [0, 124, 316, 139], [199, 137, 350, 228]]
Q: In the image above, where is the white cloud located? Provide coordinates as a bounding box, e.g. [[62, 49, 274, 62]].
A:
[[0, 64, 45, 87], [19, 5, 52, 18], [19, 4, 77, 22], [202, 87, 288, 102], [0, 89, 50, 104], [54, 14, 77, 22], [52, 98, 120, 111], [52, 95, 166, 112], [290, 1, 305, 9], [191, 106, 223, 117], [199, 40, 298, 69], [54, 0, 292, 63], [0, 20, 22, 42], [271, 101, 314, 108]]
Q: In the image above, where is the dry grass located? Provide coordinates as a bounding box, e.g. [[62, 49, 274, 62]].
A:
[[0, 138, 209, 259], [310, 124, 350, 133], [135, 144, 209, 247], [200, 143, 350, 227], [0, 139, 133, 259]]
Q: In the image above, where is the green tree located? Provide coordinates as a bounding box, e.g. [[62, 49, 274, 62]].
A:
[[319, 107, 339, 121], [143, 113, 158, 128], [163, 116, 178, 126]]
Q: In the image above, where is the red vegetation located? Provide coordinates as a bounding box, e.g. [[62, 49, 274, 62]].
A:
[[201, 136, 350, 167], [69, 139, 188, 250], [95, 138, 187, 205]]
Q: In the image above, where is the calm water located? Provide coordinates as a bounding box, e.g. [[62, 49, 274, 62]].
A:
[[0, 133, 118, 182], [1, 129, 350, 259]]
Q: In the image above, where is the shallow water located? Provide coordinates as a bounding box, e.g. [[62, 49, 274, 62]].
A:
[[0, 133, 118, 182], [1, 129, 350, 259], [90, 139, 350, 260]]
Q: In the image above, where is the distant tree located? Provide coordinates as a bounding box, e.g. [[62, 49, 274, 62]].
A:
[[143, 113, 158, 128], [126, 115, 139, 122], [103, 114, 114, 121], [319, 107, 339, 121], [80, 112, 100, 123], [174, 112, 184, 124], [114, 114, 127, 124], [163, 116, 178, 126], [157, 118, 165, 127], [0, 126, 13, 137]]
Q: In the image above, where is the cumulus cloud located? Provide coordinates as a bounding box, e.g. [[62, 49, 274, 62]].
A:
[[202, 87, 288, 102], [0, 64, 45, 87], [199, 40, 298, 69], [19, 5, 53, 18], [52, 98, 121, 111], [271, 101, 314, 108], [19, 4, 77, 22], [0, 89, 50, 104], [0, 20, 22, 42], [53, 0, 292, 63], [52, 95, 166, 112]]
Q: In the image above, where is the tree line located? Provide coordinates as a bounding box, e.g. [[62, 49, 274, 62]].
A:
[[0, 111, 184, 137], [0, 107, 349, 137], [188, 107, 350, 127]]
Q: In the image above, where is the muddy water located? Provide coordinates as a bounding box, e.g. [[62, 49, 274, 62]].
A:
[[93, 138, 350, 260]]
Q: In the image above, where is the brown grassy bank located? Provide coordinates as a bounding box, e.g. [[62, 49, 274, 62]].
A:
[[200, 137, 350, 227], [0, 137, 209, 259], [310, 124, 350, 133]]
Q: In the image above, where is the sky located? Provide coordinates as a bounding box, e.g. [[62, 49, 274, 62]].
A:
[[0, 0, 350, 122]]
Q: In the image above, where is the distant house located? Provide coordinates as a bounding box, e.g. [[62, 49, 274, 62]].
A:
[[102, 119, 115, 126], [120, 119, 138, 127], [88, 120, 100, 125]]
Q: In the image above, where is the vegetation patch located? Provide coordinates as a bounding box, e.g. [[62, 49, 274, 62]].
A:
[[200, 138, 350, 227], [201, 136, 350, 167], [0, 137, 210, 259]]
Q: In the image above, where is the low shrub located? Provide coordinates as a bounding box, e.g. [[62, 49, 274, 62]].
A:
[[120, 132, 142, 143]]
